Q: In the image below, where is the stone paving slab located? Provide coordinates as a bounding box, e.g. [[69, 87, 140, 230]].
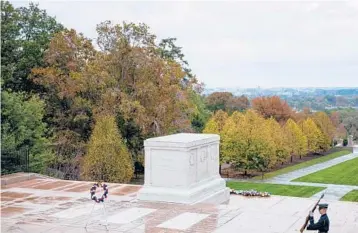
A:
[[1, 176, 358, 233]]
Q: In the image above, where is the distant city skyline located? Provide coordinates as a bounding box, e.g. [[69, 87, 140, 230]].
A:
[[12, 1, 358, 88], [208, 85, 358, 89]]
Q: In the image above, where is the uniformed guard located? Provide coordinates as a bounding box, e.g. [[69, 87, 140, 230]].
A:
[[306, 203, 330, 233]]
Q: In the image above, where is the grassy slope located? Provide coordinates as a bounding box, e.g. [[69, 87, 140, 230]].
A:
[[293, 157, 358, 185], [253, 150, 351, 180], [227, 181, 325, 198], [340, 190, 358, 202]]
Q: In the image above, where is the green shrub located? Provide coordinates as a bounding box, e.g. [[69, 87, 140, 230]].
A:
[[343, 138, 348, 146]]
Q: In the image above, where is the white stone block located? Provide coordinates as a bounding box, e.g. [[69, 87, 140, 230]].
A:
[[137, 133, 230, 204], [107, 208, 156, 224], [157, 212, 209, 230], [353, 146, 358, 154]]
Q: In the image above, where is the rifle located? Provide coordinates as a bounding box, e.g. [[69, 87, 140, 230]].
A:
[[300, 193, 324, 233]]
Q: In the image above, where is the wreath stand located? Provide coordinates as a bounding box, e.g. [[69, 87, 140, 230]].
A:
[[84, 183, 109, 231], [84, 201, 108, 231]]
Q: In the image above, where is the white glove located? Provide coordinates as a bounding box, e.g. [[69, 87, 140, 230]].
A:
[[309, 211, 314, 217]]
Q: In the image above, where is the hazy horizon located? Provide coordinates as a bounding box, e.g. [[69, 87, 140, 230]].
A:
[[205, 85, 358, 89], [12, 1, 358, 88]]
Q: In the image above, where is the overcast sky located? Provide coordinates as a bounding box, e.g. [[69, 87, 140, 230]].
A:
[[12, 0, 358, 88]]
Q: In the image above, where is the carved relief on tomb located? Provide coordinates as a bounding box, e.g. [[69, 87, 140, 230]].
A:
[[210, 145, 216, 160], [208, 144, 217, 176], [199, 147, 208, 163], [188, 149, 197, 184], [196, 146, 209, 182], [189, 149, 196, 166]]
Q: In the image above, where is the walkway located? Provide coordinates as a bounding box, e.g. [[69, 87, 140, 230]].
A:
[[266, 153, 358, 183], [227, 152, 358, 200]]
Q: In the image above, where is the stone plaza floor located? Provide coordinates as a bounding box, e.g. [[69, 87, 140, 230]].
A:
[[1, 174, 358, 233]]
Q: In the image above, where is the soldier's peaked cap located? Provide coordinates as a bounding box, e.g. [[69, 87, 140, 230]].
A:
[[318, 203, 328, 209]]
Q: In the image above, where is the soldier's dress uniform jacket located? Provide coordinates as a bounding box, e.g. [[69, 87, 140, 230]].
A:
[[307, 214, 330, 233]]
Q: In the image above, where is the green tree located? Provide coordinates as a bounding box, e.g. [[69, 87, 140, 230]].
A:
[[341, 111, 358, 141], [1, 1, 20, 87], [82, 115, 134, 183], [158, 37, 193, 78], [1, 90, 52, 173], [189, 89, 211, 133], [1, 1, 64, 92], [116, 113, 144, 159]]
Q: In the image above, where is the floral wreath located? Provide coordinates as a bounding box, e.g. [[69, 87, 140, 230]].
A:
[[230, 189, 270, 197], [90, 182, 109, 203]]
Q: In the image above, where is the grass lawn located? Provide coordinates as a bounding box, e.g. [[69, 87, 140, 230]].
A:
[[253, 150, 351, 180], [227, 181, 325, 198], [340, 190, 358, 202], [293, 157, 358, 185]]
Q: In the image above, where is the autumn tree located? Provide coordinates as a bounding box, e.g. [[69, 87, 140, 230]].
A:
[[283, 119, 308, 160], [312, 112, 335, 150], [31, 29, 98, 174], [203, 110, 228, 173], [329, 111, 340, 128], [95, 21, 197, 136], [221, 111, 245, 164], [267, 117, 290, 164], [252, 96, 294, 123], [222, 110, 277, 175], [203, 110, 228, 134], [31, 20, 204, 177], [293, 107, 312, 122], [205, 92, 249, 113], [299, 118, 323, 153], [82, 115, 133, 183]]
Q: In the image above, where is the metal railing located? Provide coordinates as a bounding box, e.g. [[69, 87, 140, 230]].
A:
[[1, 148, 29, 175]]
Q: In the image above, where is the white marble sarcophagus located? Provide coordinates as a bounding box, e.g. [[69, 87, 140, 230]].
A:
[[137, 133, 230, 204]]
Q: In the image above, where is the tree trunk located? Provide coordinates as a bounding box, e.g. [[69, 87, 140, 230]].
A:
[[219, 164, 222, 175], [290, 155, 293, 163]]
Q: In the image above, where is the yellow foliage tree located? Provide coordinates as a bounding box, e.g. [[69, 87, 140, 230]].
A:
[[283, 119, 308, 160], [222, 110, 277, 175], [267, 117, 290, 164], [203, 110, 228, 165], [203, 110, 228, 133], [312, 112, 335, 151], [299, 118, 324, 153], [221, 111, 246, 165], [82, 115, 134, 183]]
